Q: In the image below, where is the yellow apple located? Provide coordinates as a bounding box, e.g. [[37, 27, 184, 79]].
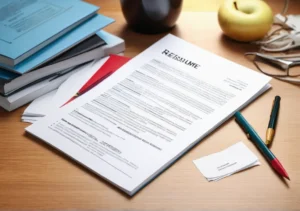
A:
[[218, 0, 273, 42]]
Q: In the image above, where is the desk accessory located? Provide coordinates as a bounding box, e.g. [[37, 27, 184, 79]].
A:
[[245, 52, 300, 84], [266, 96, 281, 146], [255, 13, 300, 52], [234, 112, 289, 180], [259, 30, 300, 52], [120, 0, 182, 34]]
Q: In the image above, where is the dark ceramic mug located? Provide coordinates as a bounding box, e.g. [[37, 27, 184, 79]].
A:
[[120, 0, 183, 34]]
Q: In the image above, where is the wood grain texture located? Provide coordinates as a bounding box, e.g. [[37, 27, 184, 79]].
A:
[[1, 0, 300, 210]]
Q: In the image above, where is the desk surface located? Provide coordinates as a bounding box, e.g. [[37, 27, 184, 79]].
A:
[[1, 0, 300, 210]]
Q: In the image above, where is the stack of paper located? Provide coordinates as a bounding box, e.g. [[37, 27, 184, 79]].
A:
[[193, 142, 260, 181], [21, 90, 56, 123], [25, 34, 271, 196], [22, 55, 129, 123], [22, 57, 110, 123]]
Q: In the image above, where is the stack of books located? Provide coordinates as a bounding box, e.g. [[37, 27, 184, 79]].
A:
[[0, 0, 125, 111]]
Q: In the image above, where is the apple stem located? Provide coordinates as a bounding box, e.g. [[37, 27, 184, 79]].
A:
[[234, 1, 238, 10]]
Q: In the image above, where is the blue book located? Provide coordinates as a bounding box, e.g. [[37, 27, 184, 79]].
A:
[[0, 30, 125, 96], [0, 0, 99, 67], [0, 14, 114, 75]]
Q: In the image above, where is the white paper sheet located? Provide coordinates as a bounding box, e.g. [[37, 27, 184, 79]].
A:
[[22, 57, 109, 120], [25, 34, 271, 195], [23, 89, 57, 117], [51, 57, 109, 109], [22, 116, 44, 123]]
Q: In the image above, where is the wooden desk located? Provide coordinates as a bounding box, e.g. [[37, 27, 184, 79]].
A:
[[1, 0, 300, 210]]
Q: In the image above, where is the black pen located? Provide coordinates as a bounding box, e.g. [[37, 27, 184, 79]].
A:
[[266, 96, 280, 146]]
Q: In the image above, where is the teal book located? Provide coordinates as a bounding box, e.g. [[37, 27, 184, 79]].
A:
[[0, 14, 114, 75], [0, 0, 99, 67]]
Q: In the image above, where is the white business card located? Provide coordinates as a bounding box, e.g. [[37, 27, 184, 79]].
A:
[[193, 141, 260, 181]]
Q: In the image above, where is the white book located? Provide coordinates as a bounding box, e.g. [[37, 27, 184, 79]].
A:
[[25, 34, 271, 196]]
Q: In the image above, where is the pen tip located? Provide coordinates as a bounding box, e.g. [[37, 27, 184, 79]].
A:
[[271, 159, 290, 180]]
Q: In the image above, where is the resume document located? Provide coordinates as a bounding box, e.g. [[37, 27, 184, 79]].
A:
[[26, 34, 271, 195]]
